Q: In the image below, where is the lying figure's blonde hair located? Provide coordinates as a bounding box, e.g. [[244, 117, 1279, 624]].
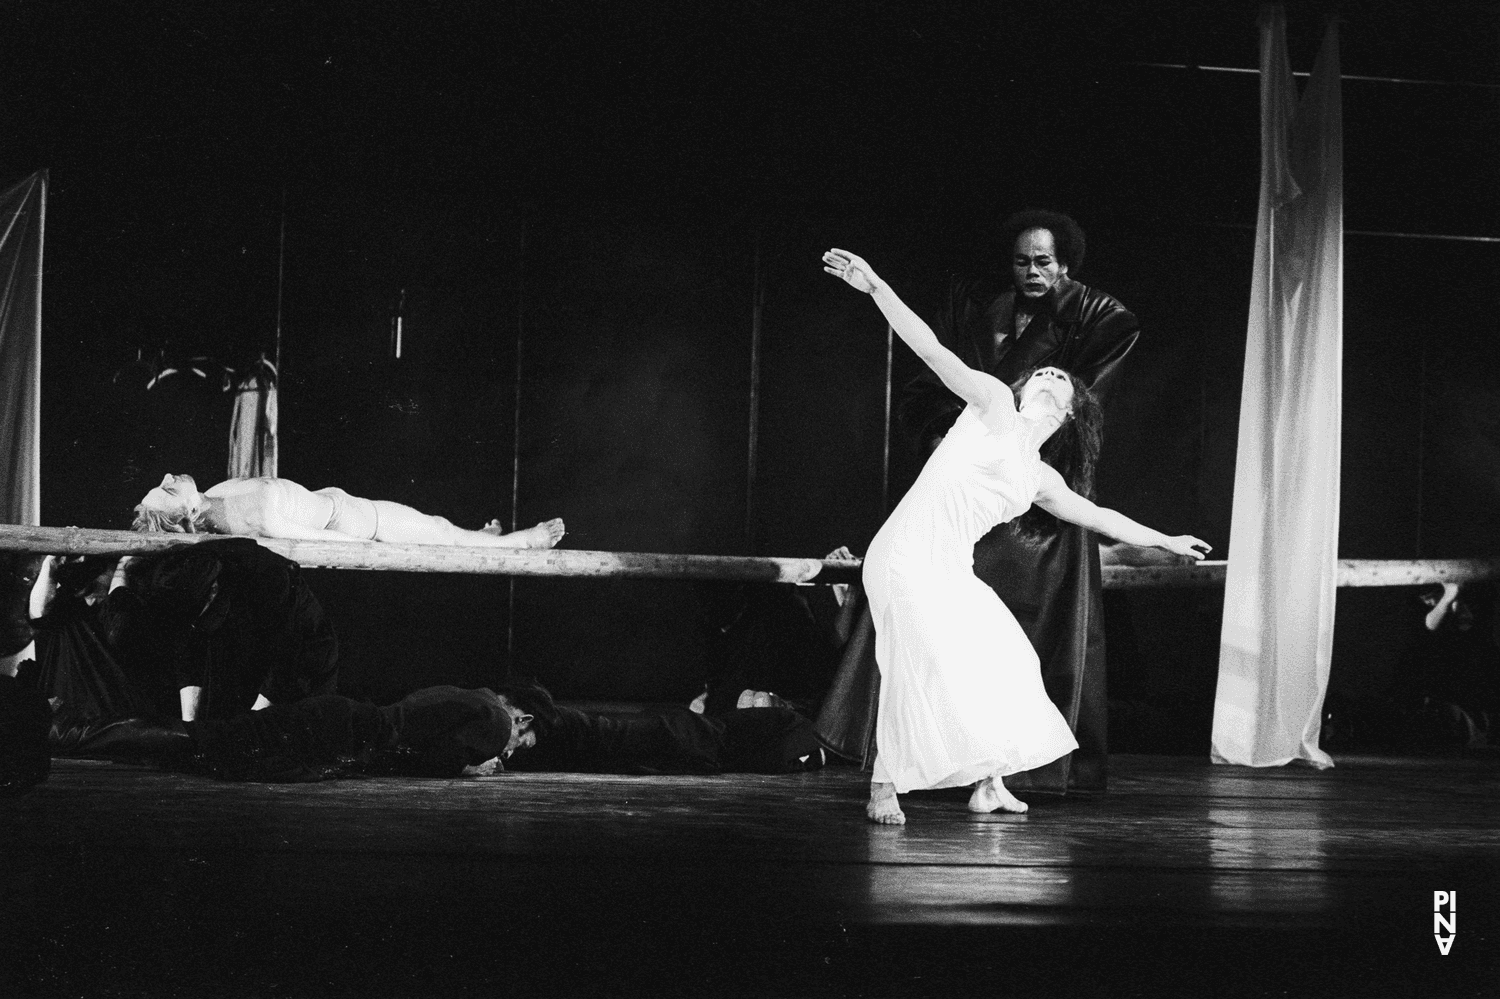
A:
[[131, 503, 208, 534]]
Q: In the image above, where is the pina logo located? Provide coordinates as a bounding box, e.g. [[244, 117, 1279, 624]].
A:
[[1433, 891, 1457, 955]]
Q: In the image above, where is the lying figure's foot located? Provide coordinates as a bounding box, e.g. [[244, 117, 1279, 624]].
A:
[[866, 782, 905, 825], [524, 518, 566, 549], [968, 775, 1028, 814], [483, 518, 566, 548]]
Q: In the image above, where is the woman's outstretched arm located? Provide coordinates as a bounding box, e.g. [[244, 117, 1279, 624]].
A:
[[1033, 464, 1211, 560], [823, 249, 1010, 423]]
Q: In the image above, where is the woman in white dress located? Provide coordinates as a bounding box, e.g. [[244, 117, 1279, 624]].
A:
[[823, 249, 1209, 824]]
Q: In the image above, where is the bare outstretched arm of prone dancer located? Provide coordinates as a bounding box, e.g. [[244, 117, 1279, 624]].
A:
[[133, 474, 565, 548]]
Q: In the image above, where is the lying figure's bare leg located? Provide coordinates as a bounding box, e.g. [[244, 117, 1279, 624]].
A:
[[481, 518, 566, 549], [370, 501, 564, 548], [867, 780, 905, 825], [967, 772, 1028, 814]]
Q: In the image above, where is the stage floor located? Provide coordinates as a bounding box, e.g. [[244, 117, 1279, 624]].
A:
[[6, 753, 1497, 997]]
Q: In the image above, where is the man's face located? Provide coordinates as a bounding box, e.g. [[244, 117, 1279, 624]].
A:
[[1012, 228, 1068, 299], [503, 706, 536, 757]]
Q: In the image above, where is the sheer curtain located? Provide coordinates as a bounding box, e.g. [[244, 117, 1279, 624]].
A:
[[1213, 10, 1342, 768], [0, 171, 46, 527], [228, 368, 279, 479]]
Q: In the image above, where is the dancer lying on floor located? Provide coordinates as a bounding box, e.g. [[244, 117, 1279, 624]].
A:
[[179, 685, 534, 782], [499, 681, 825, 775], [824, 248, 1209, 824], [133, 473, 564, 548]]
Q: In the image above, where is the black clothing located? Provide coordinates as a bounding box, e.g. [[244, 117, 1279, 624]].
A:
[[900, 274, 1140, 451], [187, 686, 513, 782], [820, 274, 1139, 792], [513, 705, 822, 775], [700, 583, 846, 717], [131, 538, 339, 719], [0, 665, 51, 795], [34, 589, 180, 748], [25, 540, 339, 757], [0, 552, 39, 658]]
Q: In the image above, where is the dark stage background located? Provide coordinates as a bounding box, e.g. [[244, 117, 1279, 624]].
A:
[[3, 1, 1497, 744]]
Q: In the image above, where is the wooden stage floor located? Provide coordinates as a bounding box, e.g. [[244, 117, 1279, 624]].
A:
[[5, 753, 1497, 997]]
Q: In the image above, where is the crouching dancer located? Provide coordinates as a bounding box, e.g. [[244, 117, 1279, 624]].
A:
[[134, 473, 564, 548]]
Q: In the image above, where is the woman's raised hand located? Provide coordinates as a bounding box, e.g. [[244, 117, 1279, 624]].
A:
[[1162, 535, 1213, 561], [823, 249, 882, 294]]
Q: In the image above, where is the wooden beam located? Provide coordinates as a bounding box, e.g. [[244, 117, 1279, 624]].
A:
[[0, 525, 861, 584], [1102, 558, 1500, 589], [2, 526, 1496, 589]]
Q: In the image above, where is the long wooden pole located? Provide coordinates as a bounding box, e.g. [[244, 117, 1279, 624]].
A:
[[4, 527, 1498, 590], [0, 525, 859, 584]]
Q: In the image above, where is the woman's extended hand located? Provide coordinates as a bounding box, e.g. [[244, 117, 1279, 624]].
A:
[[1161, 536, 1213, 561], [822, 248, 882, 294]]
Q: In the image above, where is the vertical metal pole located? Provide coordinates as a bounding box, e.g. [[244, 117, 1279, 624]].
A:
[[29, 172, 47, 526], [881, 323, 893, 513], [1415, 344, 1427, 557], [274, 187, 287, 379], [507, 216, 527, 663], [746, 238, 764, 550]]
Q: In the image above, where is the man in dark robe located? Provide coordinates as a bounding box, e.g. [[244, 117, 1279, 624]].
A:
[[904, 209, 1139, 792], [817, 210, 1139, 793]]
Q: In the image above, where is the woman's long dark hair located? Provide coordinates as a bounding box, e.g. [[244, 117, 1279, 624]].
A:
[[1008, 367, 1103, 543]]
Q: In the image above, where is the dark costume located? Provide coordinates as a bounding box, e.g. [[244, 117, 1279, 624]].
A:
[[185, 686, 513, 782], [511, 704, 824, 776], [817, 273, 1139, 792], [698, 581, 850, 717], [26, 539, 338, 755]]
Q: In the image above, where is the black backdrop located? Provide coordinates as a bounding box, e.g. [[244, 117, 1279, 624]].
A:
[[4, 2, 1497, 734]]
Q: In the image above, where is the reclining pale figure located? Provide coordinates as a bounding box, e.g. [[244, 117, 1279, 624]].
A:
[[134, 474, 564, 549]]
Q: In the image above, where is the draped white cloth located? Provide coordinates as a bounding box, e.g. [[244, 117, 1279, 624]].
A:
[[1213, 11, 1342, 768], [228, 370, 279, 479], [0, 171, 46, 527]]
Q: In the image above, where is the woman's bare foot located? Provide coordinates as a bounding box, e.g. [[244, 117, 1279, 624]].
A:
[[867, 782, 905, 825], [527, 518, 566, 548], [968, 775, 1028, 814], [484, 518, 566, 548]]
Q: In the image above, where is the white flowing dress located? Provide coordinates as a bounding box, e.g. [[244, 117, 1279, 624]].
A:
[[864, 405, 1079, 793]]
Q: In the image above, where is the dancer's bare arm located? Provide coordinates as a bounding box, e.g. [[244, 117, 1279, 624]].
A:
[[1034, 464, 1210, 560], [824, 249, 1012, 428]]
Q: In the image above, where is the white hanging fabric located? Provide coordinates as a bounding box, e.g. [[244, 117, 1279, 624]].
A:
[[1213, 9, 1343, 768], [0, 171, 46, 527], [228, 366, 279, 479]]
